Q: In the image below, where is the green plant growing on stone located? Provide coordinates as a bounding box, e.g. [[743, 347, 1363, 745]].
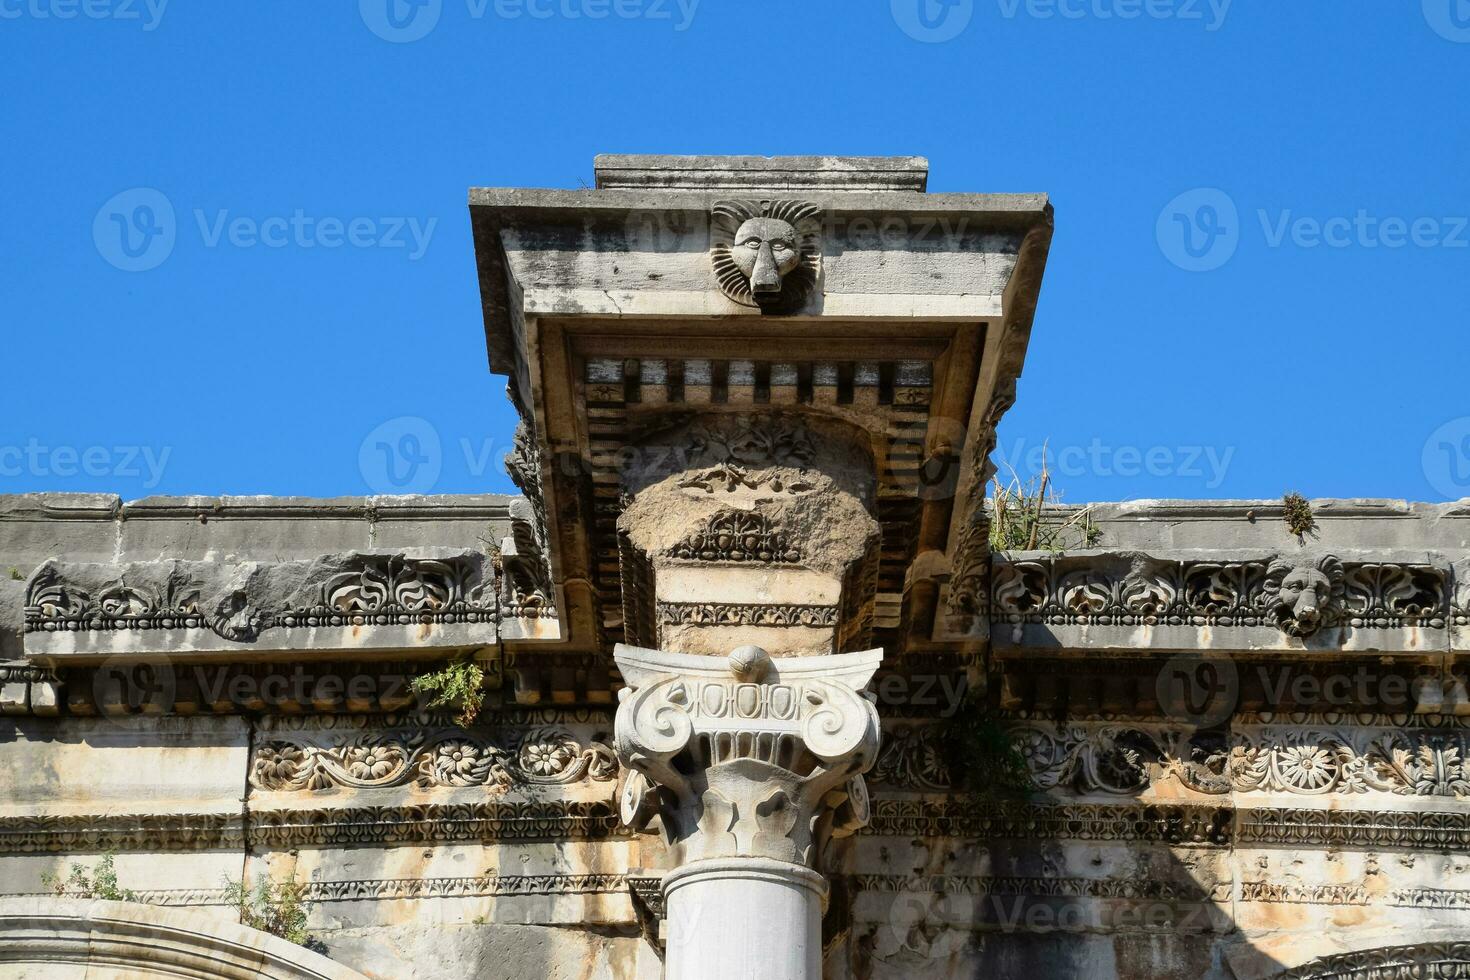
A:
[[989, 458, 1099, 552], [411, 656, 487, 726], [41, 851, 137, 902], [1283, 492, 1317, 543], [939, 693, 1033, 796], [224, 872, 311, 947]]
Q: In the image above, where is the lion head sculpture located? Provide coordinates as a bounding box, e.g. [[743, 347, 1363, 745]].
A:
[[1262, 555, 1345, 637], [710, 200, 822, 313]]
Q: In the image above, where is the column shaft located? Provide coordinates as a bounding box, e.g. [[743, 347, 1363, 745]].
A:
[[663, 858, 826, 980]]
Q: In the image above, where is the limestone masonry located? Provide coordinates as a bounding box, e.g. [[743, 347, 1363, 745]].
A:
[[3, 156, 1468, 979]]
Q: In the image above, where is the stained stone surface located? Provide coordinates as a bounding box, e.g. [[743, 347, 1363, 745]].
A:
[[1, 492, 1467, 978], [7, 151, 1470, 979]]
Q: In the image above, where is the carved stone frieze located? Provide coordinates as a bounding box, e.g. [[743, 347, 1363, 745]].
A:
[[247, 800, 624, 848], [0, 812, 246, 854], [613, 644, 881, 867], [710, 200, 823, 312], [501, 420, 558, 622], [863, 800, 1234, 845], [1455, 558, 1470, 628], [875, 720, 1470, 799], [1241, 880, 1470, 912], [654, 602, 839, 628], [667, 510, 802, 564], [23, 552, 499, 643], [34, 874, 631, 909], [1277, 944, 1470, 980], [991, 553, 1448, 635], [250, 723, 617, 792]]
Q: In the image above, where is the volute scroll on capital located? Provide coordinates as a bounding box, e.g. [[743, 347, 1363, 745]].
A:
[[612, 643, 882, 867]]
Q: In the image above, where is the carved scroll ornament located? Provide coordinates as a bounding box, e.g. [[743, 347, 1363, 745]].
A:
[[612, 643, 881, 867]]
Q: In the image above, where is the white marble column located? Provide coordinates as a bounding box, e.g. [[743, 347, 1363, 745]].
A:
[[663, 858, 826, 980], [613, 644, 882, 980]]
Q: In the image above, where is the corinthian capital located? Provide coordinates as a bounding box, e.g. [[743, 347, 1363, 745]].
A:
[[613, 644, 882, 868]]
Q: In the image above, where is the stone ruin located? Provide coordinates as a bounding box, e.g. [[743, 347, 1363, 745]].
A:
[[2, 155, 1469, 979]]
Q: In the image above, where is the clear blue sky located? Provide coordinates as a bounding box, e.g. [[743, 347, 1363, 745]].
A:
[[2, 1, 1466, 503]]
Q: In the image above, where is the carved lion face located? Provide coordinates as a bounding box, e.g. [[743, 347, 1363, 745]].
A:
[[729, 217, 802, 295], [1263, 556, 1344, 637], [710, 200, 822, 312]]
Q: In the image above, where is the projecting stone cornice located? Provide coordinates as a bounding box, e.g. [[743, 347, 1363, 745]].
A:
[[20, 551, 503, 662], [990, 548, 1468, 655]]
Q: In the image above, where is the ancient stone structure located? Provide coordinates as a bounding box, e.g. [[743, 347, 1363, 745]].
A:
[[3, 156, 1469, 978]]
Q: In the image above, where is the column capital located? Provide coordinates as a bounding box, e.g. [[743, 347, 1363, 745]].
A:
[[613, 644, 882, 868]]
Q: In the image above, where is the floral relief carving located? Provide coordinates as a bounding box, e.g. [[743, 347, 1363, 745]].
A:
[[872, 721, 1470, 800], [654, 601, 838, 628], [674, 414, 819, 497], [249, 725, 617, 792], [667, 510, 801, 564]]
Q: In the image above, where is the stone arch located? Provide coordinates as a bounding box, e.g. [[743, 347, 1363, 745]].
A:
[[1228, 927, 1470, 980], [1272, 941, 1470, 979], [0, 897, 372, 980]]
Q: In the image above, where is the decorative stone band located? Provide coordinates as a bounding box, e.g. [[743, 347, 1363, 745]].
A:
[[13, 874, 631, 909], [613, 644, 881, 867], [866, 800, 1470, 851], [654, 602, 839, 628], [0, 802, 622, 854], [991, 551, 1460, 651], [1277, 943, 1470, 980], [12, 800, 1470, 855], [22, 552, 509, 660], [250, 724, 617, 792], [876, 721, 1470, 799]]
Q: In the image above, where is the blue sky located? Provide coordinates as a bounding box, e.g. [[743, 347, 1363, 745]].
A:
[[1, 1, 1466, 503]]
